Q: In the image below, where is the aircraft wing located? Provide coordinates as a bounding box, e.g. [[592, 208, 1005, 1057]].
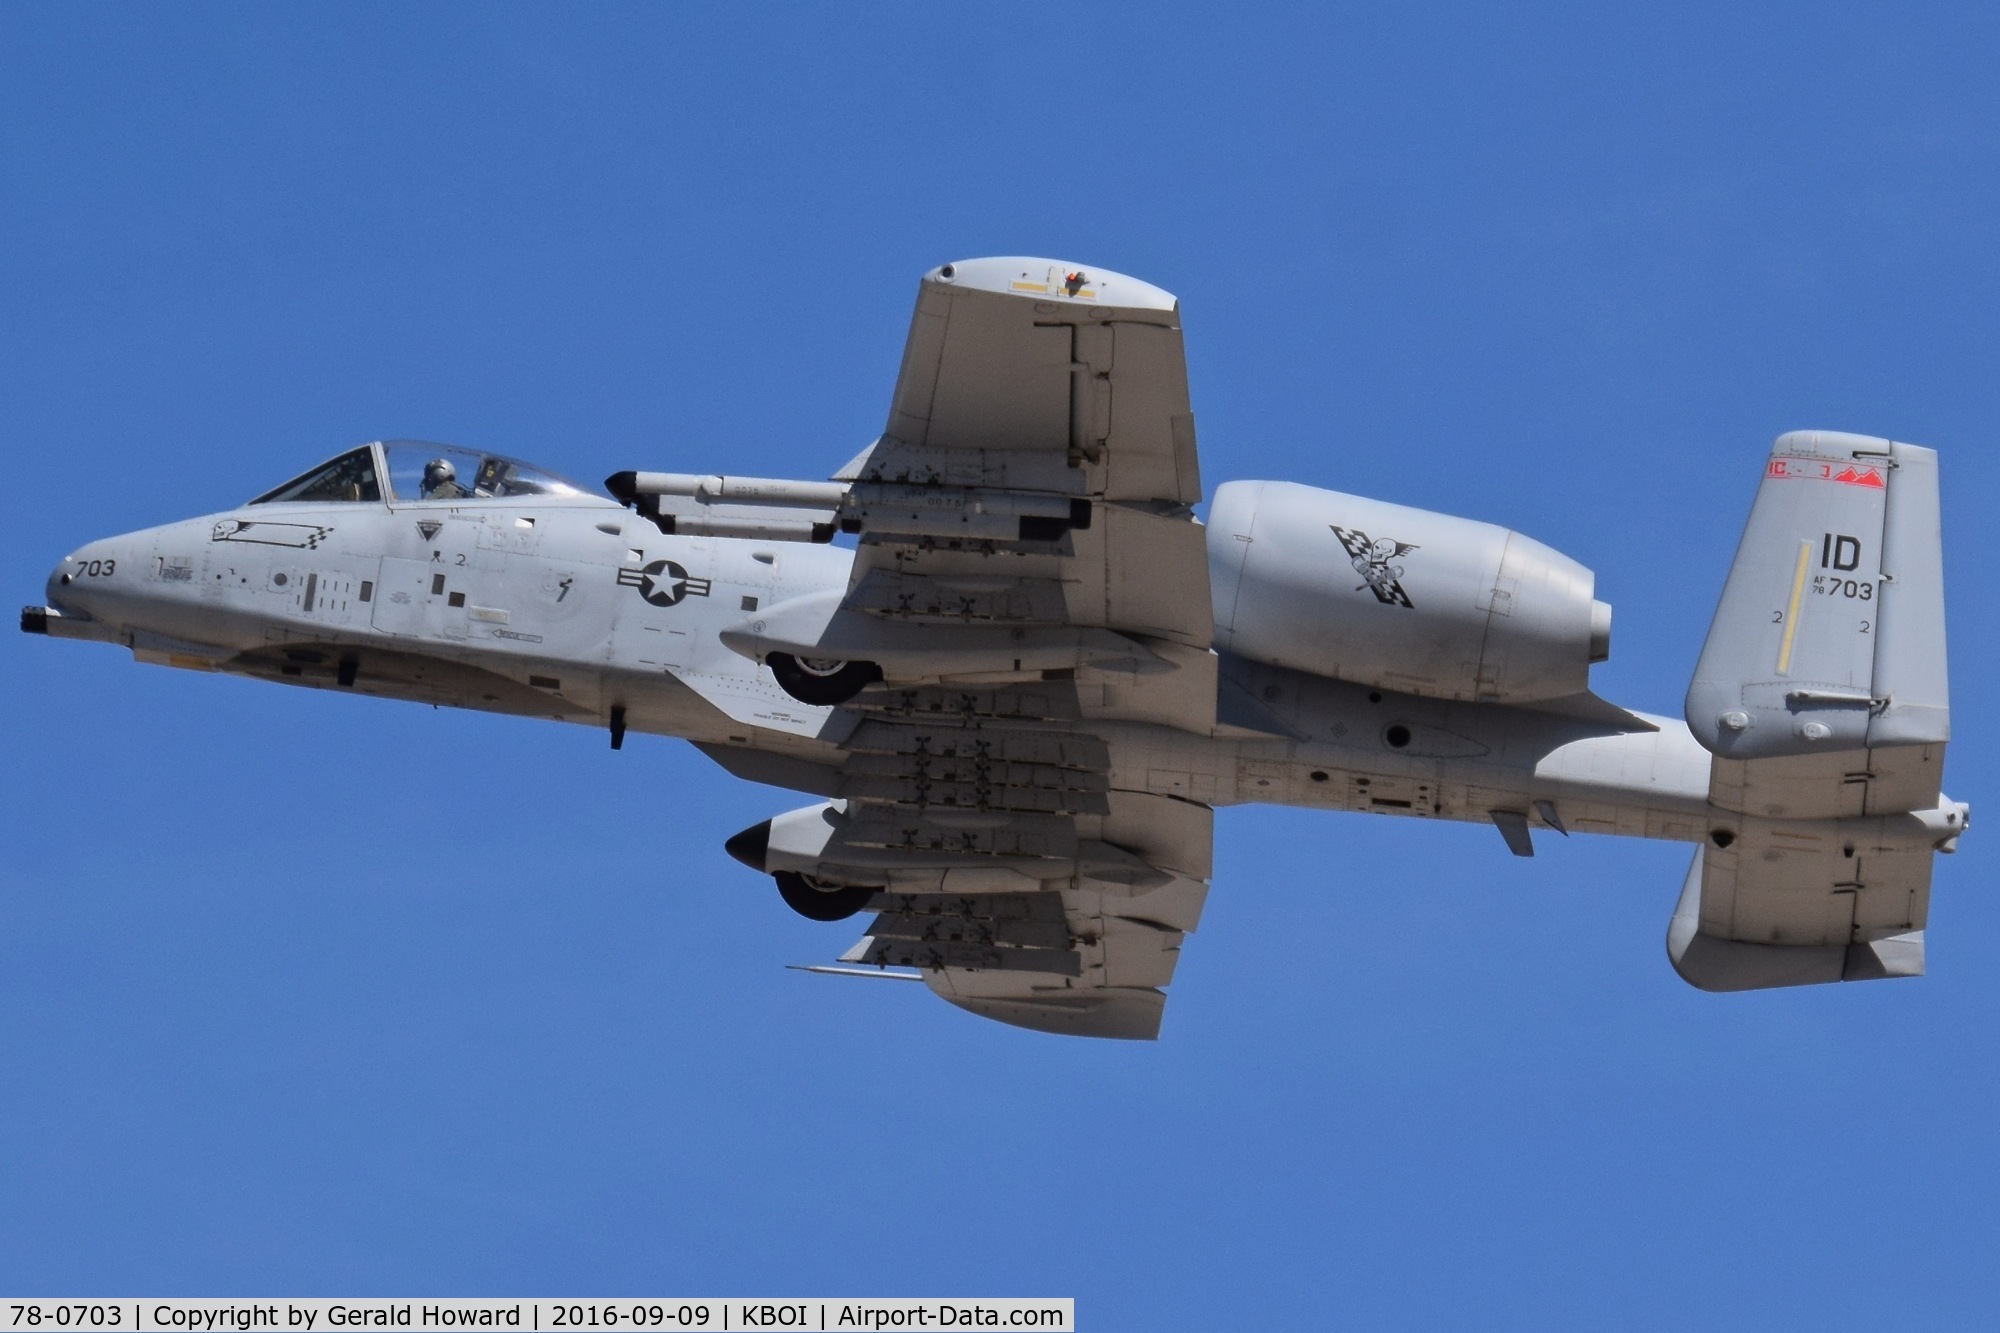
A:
[[815, 706, 1214, 1039], [814, 258, 1219, 1038], [870, 257, 1202, 506], [839, 257, 1214, 682]]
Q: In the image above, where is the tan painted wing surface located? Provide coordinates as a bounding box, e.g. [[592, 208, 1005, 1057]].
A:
[[822, 258, 1221, 1038]]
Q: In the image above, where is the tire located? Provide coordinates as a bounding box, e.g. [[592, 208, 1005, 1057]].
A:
[[774, 871, 877, 923], [767, 652, 882, 706]]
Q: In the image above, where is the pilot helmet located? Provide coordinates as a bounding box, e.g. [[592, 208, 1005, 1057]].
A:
[[423, 458, 456, 490]]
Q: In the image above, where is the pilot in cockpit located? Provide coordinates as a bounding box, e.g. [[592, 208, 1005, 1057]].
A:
[[421, 458, 468, 500]]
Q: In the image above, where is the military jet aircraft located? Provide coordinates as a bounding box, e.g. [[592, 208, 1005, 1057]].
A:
[[23, 256, 1966, 1039]]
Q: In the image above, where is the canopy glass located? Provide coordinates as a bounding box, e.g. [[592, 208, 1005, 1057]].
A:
[[251, 442, 600, 505]]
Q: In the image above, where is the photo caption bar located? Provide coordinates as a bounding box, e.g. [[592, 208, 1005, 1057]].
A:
[[0, 1303, 1072, 1333]]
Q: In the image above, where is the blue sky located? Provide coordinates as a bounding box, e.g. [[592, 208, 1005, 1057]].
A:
[[4, 4, 1997, 1325]]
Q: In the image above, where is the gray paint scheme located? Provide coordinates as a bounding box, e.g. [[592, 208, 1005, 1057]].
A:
[[1687, 431, 1949, 759], [25, 258, 1967, 1038]]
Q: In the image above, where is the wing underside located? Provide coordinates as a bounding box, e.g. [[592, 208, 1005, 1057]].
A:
[[813, 258, 1218, 1038], [811, 683, 1212, 1039]]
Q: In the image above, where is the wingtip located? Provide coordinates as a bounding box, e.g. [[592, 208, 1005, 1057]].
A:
[[925, 256, 1177, 311]]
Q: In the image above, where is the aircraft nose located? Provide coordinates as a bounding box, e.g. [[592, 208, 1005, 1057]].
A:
[[47, 539, 124, 613], [26, 538, 134, 639], [41, 530, 164, 631], [29, 522, 213, 646]]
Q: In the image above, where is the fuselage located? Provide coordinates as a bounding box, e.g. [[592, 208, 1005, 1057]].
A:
[[33, 455, 1721, 851]]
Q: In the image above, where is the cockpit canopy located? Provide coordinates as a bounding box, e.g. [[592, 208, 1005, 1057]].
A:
[[250, 441, 601, 506], [252, 445, 382, 504]]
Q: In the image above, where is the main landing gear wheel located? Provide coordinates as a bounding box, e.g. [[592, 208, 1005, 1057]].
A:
[[774, 871, 876, 922], [766, 652, 882, 706]]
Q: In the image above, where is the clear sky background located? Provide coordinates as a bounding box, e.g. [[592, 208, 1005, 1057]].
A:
[[4, 4, 1996, 1326]]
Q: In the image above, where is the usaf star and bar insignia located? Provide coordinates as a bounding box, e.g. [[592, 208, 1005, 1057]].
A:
[[617, 559, 711, 608]]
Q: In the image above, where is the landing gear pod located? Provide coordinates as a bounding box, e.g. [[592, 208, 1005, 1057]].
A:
[[725, 803, 880, 921], [766, 652, 882, 706], [773, 871, 876, 922]]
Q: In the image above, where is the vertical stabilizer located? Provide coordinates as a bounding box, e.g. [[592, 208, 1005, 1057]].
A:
[[1666, 432, 1965, 993], [1686, 431, 1949, 817]]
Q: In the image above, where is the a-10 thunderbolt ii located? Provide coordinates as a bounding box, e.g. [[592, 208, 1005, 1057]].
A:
[[23, 257, 1967, 1039]]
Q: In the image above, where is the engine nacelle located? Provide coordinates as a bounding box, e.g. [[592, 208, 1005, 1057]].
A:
[[1208, 480, 1610, 704]]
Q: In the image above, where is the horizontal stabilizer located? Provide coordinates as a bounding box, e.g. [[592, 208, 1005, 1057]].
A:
[[1663, 808, 1952, 992]]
